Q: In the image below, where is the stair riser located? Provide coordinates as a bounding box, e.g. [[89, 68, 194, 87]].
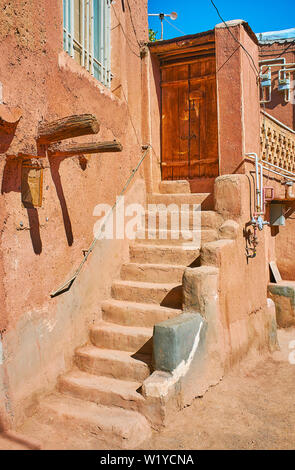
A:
[[90, 327, 152, 354], [102, 302, 181, 328], [135, 232, 195, 245], [36, 403, 150, 449], [121, 264, 185, 283], [147, 194, 213, 210], [159, 181, 190, 194], [75, 353, 150, 382], [58, 378, 144, 414], [130, 245, 200, 265], [134, 229, 217, 246], [144, 211, 222, 230], [111, 283, 183, 308]]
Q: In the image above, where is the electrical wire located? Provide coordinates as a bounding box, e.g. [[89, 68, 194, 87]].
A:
[[210, 0, 260, 78], [164, 18, 186, 36], [260, 40, 295, 58], [111, 2, 141, 57], [126, 0, 142, 47]]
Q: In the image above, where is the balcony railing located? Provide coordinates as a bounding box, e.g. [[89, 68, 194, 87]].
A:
[[260, 110, 295, 173]]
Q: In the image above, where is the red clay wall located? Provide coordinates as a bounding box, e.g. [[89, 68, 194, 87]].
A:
[[215, 21, 260, 176], [274, 201, 295, 280], [216, 23, 295, 283], [0, 0, 149, 428], [259, 42, 295, 280], [259, 42, 295, 130]]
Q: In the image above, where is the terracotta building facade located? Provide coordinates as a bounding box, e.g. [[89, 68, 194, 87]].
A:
[[0, 1, 294, 449]]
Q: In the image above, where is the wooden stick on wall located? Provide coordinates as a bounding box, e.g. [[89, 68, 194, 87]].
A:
[[37, 114, 100, 144], [48, 140, 123, 157]]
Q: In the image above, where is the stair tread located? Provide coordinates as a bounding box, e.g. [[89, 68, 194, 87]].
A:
[[149, 192, 210, 196], [41, 393, 148, 427], [61, 370, 143, 399], [145, 209, 216, 214], [131, 242, 200, 250], [112, 279, 181, 289], [92, 321, 153, 337], [122, 262, 186, 270], [102, 298, 182, 313], [76, 345, 151, 364]]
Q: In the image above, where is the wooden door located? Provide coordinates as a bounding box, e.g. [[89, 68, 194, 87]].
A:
[[161, 60, 218, 180]]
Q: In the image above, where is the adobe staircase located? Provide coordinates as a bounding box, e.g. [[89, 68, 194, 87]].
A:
[[19, 181, 224, 449]]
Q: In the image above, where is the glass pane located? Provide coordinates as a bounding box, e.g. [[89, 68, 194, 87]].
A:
[[93, 0, 101, 80]]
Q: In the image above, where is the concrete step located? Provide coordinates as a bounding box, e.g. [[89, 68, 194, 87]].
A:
[[135, 228, 194, 243], [147, 192, 213, 210], [102, 299, 181, 328], [130, 243, 200, 266], [0, 431, 41, 450], [134, 228, 217, 246], [111, 280, 182, 308], [144, 210, 223, 230], [36, 393, 151, 449], [90, 321, 153, 353], [121, 262, 185, 283], [75, 345, 151, 382], [58, 370, 145, 413], [159, 180, 191, 194]]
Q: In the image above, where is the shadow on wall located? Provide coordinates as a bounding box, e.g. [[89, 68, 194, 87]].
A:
[[1, 157, 43, 255], [0, 133, 80, 254], [264, 87, 288, 112], [47, 154, 74, 247]]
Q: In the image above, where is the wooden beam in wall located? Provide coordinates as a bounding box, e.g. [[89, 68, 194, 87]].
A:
[[48, 140, 123, 157], [0, 104, 22, 133], [37, 114, 100, 144]]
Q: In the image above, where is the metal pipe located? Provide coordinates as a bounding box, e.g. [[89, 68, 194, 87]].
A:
[[82, 0, 85, 67], [260, 159, 295, 180], [70, 0, 74, 58], [259, 58, 286, 71], [100, 0, 104, 83], [259, 58, 286, 64], [103, 0, 107, 85], [90, 0, 94, 75], [86, 0, 90, 70], [246, 154, 295, 182], [106, 0, 111, 86], [246, 153, 261, 212], [260, 163, 264, 212], [64, 0, 69, 53]]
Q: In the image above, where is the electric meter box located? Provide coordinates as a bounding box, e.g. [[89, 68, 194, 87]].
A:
[[270, 203, 285, 226]]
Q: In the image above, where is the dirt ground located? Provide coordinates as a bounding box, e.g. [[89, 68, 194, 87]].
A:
[[1, 328, 294, 451], [140, 328, 295, 450]]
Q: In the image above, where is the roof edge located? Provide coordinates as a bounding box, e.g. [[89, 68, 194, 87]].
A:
[[148, 29, 215, 49], [215, 19, 259, 45]]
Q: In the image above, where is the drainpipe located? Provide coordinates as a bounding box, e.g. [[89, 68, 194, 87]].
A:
[[140, 45, 153, 194], [245, 152, 269, 231]]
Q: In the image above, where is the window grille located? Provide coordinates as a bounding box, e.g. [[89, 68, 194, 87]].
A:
[[63, 0, 111, 87]]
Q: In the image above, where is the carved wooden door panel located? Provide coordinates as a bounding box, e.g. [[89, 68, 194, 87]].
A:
[[161, 61, 218, 180]]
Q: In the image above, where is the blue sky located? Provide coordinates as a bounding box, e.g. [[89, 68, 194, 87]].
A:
[[148, 0, 295, 40]]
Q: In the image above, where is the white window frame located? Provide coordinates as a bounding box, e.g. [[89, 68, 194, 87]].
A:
[[63, 0, 111, 88]]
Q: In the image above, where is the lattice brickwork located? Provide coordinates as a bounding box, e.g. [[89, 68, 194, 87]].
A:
[[260, 112, 295, 172]]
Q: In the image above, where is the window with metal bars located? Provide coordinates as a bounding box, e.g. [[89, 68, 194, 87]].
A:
[[63, 0, 111, 88]]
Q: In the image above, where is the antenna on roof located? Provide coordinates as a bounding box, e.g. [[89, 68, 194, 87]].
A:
[[148, 12, 178, 40]]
